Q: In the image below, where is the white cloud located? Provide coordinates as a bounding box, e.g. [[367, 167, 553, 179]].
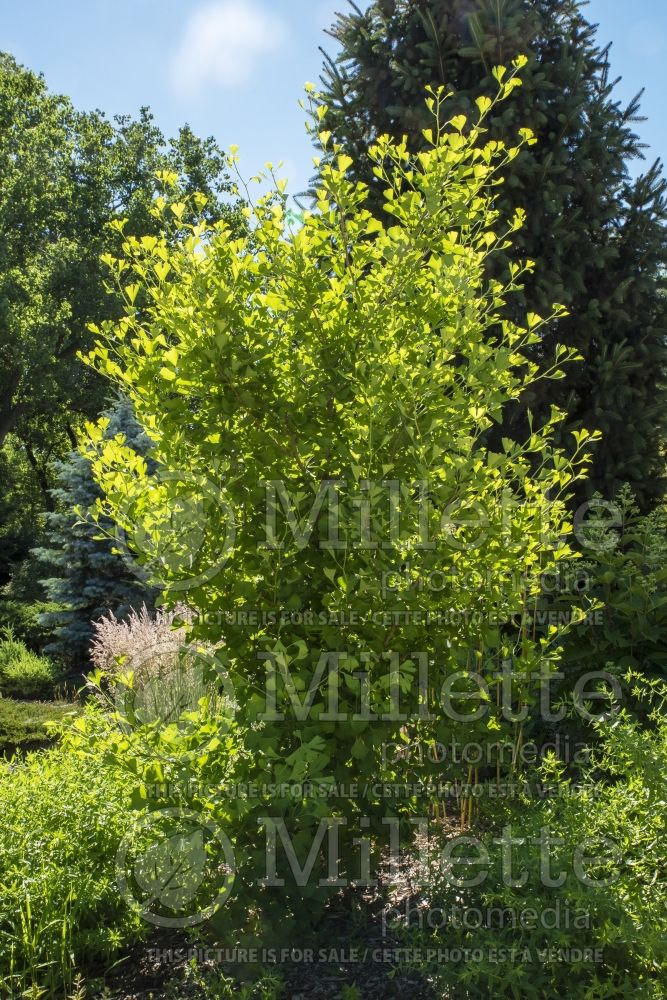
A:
[[170, 0, 286, 97]]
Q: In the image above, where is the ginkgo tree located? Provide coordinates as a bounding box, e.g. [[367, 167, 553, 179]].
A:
[[80, 61, 598, 928]]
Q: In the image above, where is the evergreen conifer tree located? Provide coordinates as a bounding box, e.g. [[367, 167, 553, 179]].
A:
[[318, 0, 667, 506], [33, 397, 156, 664]]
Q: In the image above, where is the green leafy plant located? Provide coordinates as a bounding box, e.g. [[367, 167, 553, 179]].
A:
[[0, 740, 141, 997], [559, 486, 667, 681], [179, 960, 285, 999], [80, 67, 597, 940], [404, 681, 667, 998]]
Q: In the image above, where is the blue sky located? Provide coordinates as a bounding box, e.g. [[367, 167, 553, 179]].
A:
[[2, 0, 666, 200]]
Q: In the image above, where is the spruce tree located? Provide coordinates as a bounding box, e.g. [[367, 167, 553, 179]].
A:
[[33, 397, 156, 665], [318, 0, 667, 507]]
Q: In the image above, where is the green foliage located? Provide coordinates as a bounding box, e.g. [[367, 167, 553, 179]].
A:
[[0, 51, 246, 605], [0, 633, 59, 699], [318, 0, 667, 507], [0, 739, 141, 997], [80, 71, 597, 934], [0, 697, 78, 754], [176, 961, 285, 999], [0, 436, 47, 588], [0, 633, 29, 671], [32, 396, 157, 665], [63, 693, 244, 936], [0, 599, 65, 653], [0, 52, 243, 453], [552, 486, 667, 684], [0, 652, 56, 700], [407, 690, 667, 997]]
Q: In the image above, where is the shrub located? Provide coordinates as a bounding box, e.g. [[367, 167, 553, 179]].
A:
[[317, 0, 667, 510], [0, 632, 58, 699], [557, 486, 667, 681], [0, 632, 27, 670], [0, 652, 57, 699], [404, 682, 667, 998], [81, 67, 597, 935], [63, 698, 244, 940]]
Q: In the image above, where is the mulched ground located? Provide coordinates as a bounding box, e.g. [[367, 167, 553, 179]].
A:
[[86, 822, 460, 999], [89, 929, 438, 999], [88, 884, 441, 999]]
